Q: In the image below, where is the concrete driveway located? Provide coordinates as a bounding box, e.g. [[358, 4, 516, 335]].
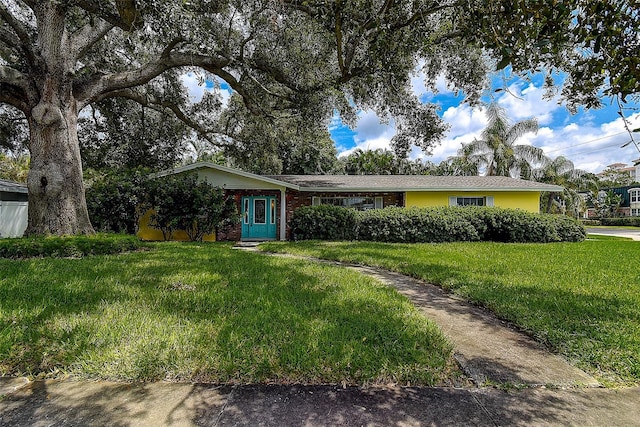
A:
[[586, 227, 640, 241]]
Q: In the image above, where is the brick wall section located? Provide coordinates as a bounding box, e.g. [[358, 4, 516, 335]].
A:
[[216, 189, 404, 241], [284, 191, 404, 239]]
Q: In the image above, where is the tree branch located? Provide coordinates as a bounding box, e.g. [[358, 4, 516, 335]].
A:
[[73, 0, 139, 32], [94, 88, 224, 146], [75, 51, 268, 114], [0, 26, 21, 48], [70, 18, 115, 61], [0, 1, 38, 68], [0, 64, 28, 89], [0, 83, 29, 112]]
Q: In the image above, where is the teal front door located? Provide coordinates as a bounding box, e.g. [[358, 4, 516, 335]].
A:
[[241, 196, 277, 240]]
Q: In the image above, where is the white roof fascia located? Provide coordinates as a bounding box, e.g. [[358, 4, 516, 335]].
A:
[[299, 185, 564, 193]]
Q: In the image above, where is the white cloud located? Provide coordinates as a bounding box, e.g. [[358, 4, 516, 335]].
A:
[[525, 112, 640, 172], [180, 73, 232, 107], [497, 83, 562, 125], [337, 110, 396, 157]]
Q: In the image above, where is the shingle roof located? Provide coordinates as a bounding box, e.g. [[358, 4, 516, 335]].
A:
[[266, 175, 564, 192], [0, 179, 28, 194]]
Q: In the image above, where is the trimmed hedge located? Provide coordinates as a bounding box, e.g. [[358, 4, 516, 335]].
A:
[[290, 205, 357, 241], [291, 206, 586, 243], [0, 234, 145, 259], [599, 217, 640, 227]]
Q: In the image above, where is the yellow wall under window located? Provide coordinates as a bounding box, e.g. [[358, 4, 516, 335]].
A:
[[136, 209, 216, 242], [405, 191, 541, 213]]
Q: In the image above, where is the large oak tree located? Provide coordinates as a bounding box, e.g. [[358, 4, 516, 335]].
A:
[[1, 0, 637, 235]]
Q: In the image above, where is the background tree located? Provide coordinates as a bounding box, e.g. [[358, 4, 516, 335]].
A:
[[1, 1, 638, 235], [433, 156, 480, 176], [342, 149, 397, 175], [533, 156, 596, 216], [589, 190, 623, 219], [0, 105, 28, 153], [219, 97, 342, 174], [597, 166, 638, 188], [79, 98, 191, 172], [0, 152, 29, 183], [341, 148, 430, 175], [457, 103, 545, 178], [472, 0, 639, 108]]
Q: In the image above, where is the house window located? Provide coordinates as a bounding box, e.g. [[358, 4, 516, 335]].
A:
[[253, 199, 266, 224], [449, 196, 494, 207], [631, 208, 640, 217], [629, 188, 640, 203], [312, 196, 383, 211], [270, 199, 276, 224], [457, 197, 485, 206]]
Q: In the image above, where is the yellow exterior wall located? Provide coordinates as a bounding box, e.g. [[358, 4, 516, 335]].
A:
[[136, 209, 216, 242], [405, 191, 541, 213]]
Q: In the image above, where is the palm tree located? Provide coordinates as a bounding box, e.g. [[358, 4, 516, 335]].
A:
[[533, 156, 598, 216], [458, 103, 545, 178]]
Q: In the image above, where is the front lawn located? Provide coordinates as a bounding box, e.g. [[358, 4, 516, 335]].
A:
[[261, 239, 640, 387], [0, 242, 454, 385]]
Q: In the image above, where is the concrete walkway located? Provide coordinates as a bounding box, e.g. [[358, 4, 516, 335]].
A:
[[1, 248, 639, 426], [344, 264, 599, 388]]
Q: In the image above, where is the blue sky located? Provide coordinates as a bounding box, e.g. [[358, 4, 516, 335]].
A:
[[329, 71, 640, 174], [182, 72, 640, 174]]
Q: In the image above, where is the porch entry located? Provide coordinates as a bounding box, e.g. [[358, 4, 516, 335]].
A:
[[241, 196, 277, 240]]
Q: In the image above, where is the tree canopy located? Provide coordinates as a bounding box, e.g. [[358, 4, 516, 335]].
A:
[[1, 0, 638, 235]]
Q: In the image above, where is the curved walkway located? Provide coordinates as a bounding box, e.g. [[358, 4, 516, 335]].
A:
[[262, 251, 599, 388]]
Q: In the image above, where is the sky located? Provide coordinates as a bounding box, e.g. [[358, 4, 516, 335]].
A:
[[330, 71, 640, 174], [181, 71, 640, 174]]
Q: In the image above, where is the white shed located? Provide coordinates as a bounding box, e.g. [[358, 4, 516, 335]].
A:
[[0, 179, 28, 238]]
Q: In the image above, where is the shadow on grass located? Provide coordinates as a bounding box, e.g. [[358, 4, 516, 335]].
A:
[[0, 243, 452, 384]]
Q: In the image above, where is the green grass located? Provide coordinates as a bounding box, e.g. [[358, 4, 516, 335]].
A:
[[0, 242, 454, 385], [0, 234, 144, 259], [261, 240, 640, 387]]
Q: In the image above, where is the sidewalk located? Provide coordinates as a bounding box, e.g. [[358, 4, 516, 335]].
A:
[[2, 379, 639, 426], [586, 227, 640, 241], [2, 250, 639, 426]]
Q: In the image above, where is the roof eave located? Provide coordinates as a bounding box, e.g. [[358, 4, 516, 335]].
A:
[[299, 186, 564, 192]]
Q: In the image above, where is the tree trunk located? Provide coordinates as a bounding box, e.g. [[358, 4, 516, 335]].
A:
[[25, 99, 94, 236], [22, 2, 94, 236]]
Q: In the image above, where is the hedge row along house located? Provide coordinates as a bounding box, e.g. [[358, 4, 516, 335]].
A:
[[0, 179, 28, 238], [138, 162, 564, 241]]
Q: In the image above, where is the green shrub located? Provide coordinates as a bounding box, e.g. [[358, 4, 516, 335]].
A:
[[580, 219, 601, 226], [86, 168, 150, 234], [290, 206, 586, 243], [599, 217, 640, 227], [290, 205, 357, 240], [356, 207, 480, 243], [146, 174, 239, 241], [0, 234, 144, 259]]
